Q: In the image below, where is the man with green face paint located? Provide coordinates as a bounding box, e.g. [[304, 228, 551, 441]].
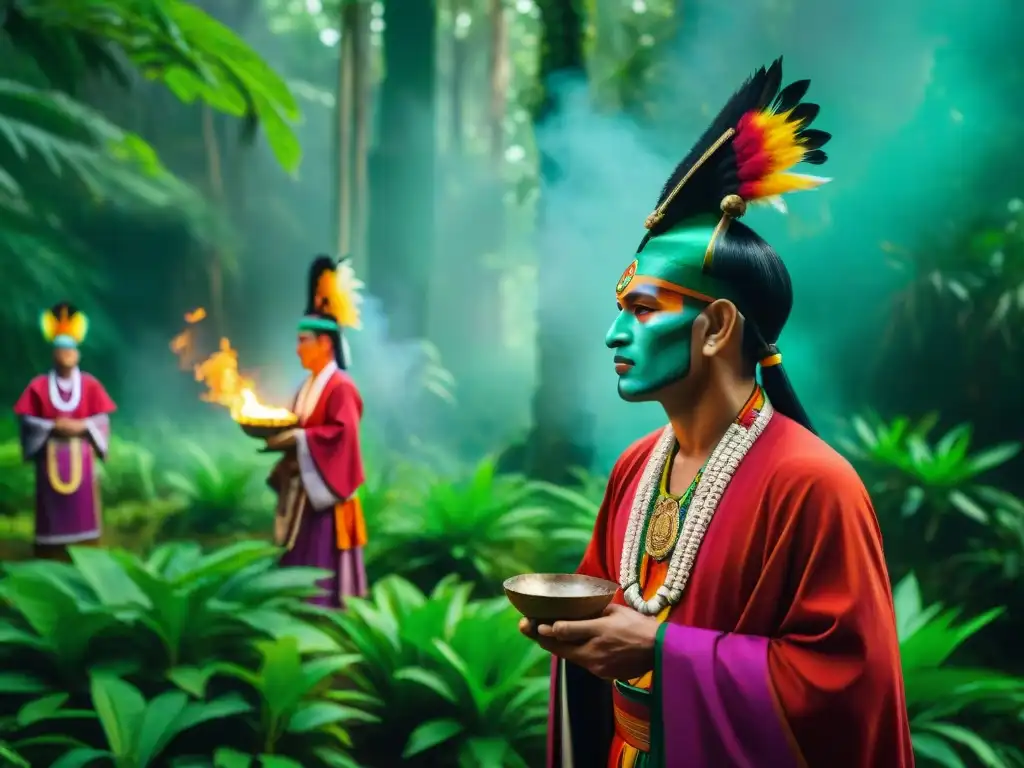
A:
[[522, 59, 913, 768]]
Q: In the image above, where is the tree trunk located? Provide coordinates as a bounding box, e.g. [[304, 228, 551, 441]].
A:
[[521, 0, 593, 482], [351, 0, 372, 275], [335, 2, 357, 259], [367, 0, 437, 339]]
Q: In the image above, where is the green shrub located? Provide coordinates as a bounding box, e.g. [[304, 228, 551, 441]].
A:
[[0, 541, 373, 766], [333, 576, 548, 767]]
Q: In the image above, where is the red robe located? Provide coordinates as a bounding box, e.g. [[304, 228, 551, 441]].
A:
[[548, 411, 913, 767], [272, 361, 367, 607]]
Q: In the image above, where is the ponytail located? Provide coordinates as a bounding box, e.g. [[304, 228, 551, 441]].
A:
[[758, 345, 815, 434]]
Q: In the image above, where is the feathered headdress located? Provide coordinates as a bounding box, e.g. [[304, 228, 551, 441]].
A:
[[643, 57, 830, 258], [40, 302, 88, 348], [304, 255, 363, 330]]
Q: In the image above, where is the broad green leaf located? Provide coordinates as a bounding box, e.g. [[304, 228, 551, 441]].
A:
[[213, 748, 252, 768], [89, 674, 146, 758], [966, 443, 1021, 476], [394, 666, 457, 704], [167, 665, 219, 698], [286, 702, 371, 733], [259, 757, 304, 768], [175, 693, 253, 732], [913, 729, 966, 765], [257, 637, 306, 724], [919, 722, 1005, 766], [50, 748, 111, 768], [237, 608, 339, 653], [0, 671, 49, 694], [133, 691, 190, 767], [17, 693, 70, 727], [69, 546, 151, 608], [403, 718, 465, 758]]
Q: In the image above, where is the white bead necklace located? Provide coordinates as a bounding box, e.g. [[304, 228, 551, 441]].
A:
[[619, 400, 773, 615], [48, 368, 82, 414]]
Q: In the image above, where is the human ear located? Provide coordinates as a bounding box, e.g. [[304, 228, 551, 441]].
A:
[[699, 299, 741, 358]]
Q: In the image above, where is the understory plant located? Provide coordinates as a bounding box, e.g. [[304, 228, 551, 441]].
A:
[[364, 457, 578, 594], [0, 541, 373, 766], [333, 576, 549, 767], [160, 441, 275, 542], [897, 573, 1024, 766]]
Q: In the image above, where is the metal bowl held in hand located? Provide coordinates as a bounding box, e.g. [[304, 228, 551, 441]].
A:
[[503, 573, 619, 622], [238, 420, 296, 440]]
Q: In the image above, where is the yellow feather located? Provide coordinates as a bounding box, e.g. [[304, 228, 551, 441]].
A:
[[334, 262, 364, 330], [40, 311, 57, 343], [754, 172, 831, 199], [68, 313, 88, 344]]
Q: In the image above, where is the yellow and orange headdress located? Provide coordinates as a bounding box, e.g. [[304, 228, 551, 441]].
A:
[[40, 303, 88, 349], [299, 255, 363, 367]]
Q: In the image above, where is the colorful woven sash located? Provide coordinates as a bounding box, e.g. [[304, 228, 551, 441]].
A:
[[613, 680, 653, 753]]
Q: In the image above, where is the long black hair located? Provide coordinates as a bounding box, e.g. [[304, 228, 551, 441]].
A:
[[707, 220, 815, 433]]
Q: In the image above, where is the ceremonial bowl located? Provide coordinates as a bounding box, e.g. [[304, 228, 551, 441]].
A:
[[503, 573, 619, 622], [238, 418, 298, 440]]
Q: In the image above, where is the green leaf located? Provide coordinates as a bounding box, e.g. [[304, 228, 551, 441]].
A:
[[17, 693, 70, 727], [912, 732, 968, 767], [167, 665, 219, 698], [259, 757, 304, 768], [393, 666, 457, 704], [214, 748, 253, 768], [403, 718, 465, 758], [133, 691, 190, 767], [90, 674, 146, 758], [50, 748, 111, 768], [287, 701, 371, 733], [257, 637, 306, 724], [0, 671, 49, 694], [175, 693, 253, 732], [918, 722, 1004, 766], [69, 546, 151, 608], [966, 443, 1021, 476], [237, 608, 339, 653]]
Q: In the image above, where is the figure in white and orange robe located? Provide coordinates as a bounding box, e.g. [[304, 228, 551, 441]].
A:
[[267, 255, 368, 608], [13, 303, 116, 560]]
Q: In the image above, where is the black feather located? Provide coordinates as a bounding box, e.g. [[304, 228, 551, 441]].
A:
[[797, 129, 831, 150], [787, 103, 819, 128], [773, 80, 810, 113], [654, 60, 782, 207], [305, 255, 338, 315], [802, 149, 828, 165]]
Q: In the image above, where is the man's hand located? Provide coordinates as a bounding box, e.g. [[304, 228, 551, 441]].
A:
[[518, 603, 660, 681], [54, 418, 87, 437], [266, 429, 299, 451]]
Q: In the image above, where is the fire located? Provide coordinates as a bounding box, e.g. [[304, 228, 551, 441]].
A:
[[171, 310, 296, 426]]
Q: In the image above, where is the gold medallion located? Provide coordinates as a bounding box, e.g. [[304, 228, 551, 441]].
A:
[[645, 496, 680, 561]]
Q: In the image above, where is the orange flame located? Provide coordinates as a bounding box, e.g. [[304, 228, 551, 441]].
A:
[[171, 311, 296, 426]]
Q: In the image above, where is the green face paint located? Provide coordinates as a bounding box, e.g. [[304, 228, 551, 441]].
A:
[[606, 216, 739, 400]]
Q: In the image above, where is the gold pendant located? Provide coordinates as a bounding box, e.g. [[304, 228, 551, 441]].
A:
[[645, 496, 680, 561]]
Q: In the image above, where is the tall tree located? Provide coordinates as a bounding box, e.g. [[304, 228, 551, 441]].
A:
[[367, 0, 437, 339], [522, 0, 592, 482]]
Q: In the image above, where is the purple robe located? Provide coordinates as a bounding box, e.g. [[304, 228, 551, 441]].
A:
[[14, 370, 116, 546]]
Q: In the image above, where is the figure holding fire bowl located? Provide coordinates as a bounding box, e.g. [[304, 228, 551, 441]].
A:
[[264, 255, 368, 609], [13, 303, 116, 561]]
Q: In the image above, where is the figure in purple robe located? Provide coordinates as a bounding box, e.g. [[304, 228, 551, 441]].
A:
[[13, 303, 116, 561]]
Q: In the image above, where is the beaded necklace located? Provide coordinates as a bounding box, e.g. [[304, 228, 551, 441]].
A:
[[620, 388, 773, 616]]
